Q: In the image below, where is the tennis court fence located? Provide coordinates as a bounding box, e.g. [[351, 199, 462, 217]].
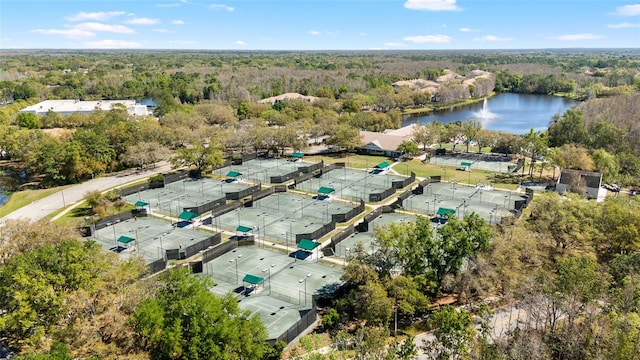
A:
[[269, 297, 318, 345]]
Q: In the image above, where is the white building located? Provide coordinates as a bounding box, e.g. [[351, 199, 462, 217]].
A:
[[556, 169, 607, 202], [20, 99, 150, 116]]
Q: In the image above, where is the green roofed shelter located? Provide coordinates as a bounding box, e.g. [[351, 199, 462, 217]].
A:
[[291, 151, 304, 158], [317, 186, 335, 195], [375, 161, 390, 169], [178, 210, 199, 221], [436, 207, 456, 216], [461, 161, 472, 167], [117, 235, 135, 244], [298, 238, 321, 251], [236, 225, 252, 233], [134, 200, 149, 207], [227, 171, 242, 178], [242, 274, 264, 285]]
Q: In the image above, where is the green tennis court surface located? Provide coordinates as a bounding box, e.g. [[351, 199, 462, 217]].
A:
[[92, 216, 210, 263], [403, 182, 522, 224], [215, 193, 361, 245], [296, 167, 410, 201], [212, 158, 316, 183], [203, 246, 343, 338]]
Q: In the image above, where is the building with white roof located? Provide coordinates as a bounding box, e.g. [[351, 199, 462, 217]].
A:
[[20, 99, 150, 116]]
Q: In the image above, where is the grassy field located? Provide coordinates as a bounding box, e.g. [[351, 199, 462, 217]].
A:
[[0, 186, 72, 218], [52, 202, 137, 227]]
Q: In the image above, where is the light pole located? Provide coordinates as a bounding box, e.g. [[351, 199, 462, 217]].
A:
[[344, 247, 350, 266], [262, 268, 271, 295], [230, 255, 241, 284], [298, 274, 311, 306]]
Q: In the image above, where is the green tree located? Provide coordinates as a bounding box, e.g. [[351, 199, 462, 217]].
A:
[[131, 268, 269, 360], [16, 112, 40, 129], [430, 213, 492, 290], [0, 240, 105, 350], [520, 128, 548, 177], [461, 120, 482, 153], [397, 140, 419, 158], [325, 124, 362, 152], [424, 306, 475, 360], [171, 142, 225, 175], [592, 148, 620, 183]]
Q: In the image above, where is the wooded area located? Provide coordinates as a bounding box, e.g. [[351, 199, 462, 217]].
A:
[[0, 49, 639, 359]]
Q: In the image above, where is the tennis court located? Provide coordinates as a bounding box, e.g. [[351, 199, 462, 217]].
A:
[[203, 246, 343, 339], [428, 153, 518, 173], [215, 193, 360, 245], [334, 212, 419, 258], [403, 182, 522, 224], [124, 178, 251, 216], [212, 158, 315, 183], [296, 167, 410, 201], [204, 246, 343, 318], [92, 216, 211, 263]]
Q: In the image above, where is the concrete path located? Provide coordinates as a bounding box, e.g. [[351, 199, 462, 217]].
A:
[[1, 162, 172, 222]]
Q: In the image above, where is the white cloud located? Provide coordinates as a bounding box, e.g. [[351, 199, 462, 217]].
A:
[[474, 35, 513, 42], [31, 28, 95, 39], [235, 40, 246, 45], [613, 4, 640, 16], [403, 34, 451, 43], [359, 32, 368, 36], [459, 27, 479, 32], [551, 33, 604, 41], [168, 40, 198, 44], [153, 28, 174, 33], [157, 3, 181, 7], [84, 39, 141, 48], [608, 22, 640, 28], [125, 17, 160, 25], [66, 11, 125, 21], [172, 20, 185, 25], [384, 42, 406, 47], [404, 0, 459, 11], [309, 30, 321, 35], [74, 22, 135, 34], [209, 4, 235, 11]]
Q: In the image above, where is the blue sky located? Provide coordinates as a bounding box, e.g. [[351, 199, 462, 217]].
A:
[[1, 0, 639, 50]]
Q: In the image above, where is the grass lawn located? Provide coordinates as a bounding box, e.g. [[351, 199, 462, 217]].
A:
[[0, 186, 72, 218], [53, 202, 137, 227]]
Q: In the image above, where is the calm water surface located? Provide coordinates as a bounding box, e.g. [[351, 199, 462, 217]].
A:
[[403, 93, 579, 134]]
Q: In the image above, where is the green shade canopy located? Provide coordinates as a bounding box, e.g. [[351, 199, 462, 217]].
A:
[[178, 210, 199, 221], [117, 235, 135, 244], [436, 207, 456, 216], [291, 151, 304, 158], [461, 161, 472, 167], [242, 274, 264, 285], [375, 161, 389, 169], [317, 186, 335, 195], [298, 238, 321, 250], [236, 225, 252, 233], [226, 171, 242, 178], [134, 200, 149, 207]]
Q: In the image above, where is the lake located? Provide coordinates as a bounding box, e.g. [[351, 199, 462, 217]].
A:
[[402, 93, 579, 134]]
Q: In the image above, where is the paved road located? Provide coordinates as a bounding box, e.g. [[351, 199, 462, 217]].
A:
[[2, 162, 172, 222]]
